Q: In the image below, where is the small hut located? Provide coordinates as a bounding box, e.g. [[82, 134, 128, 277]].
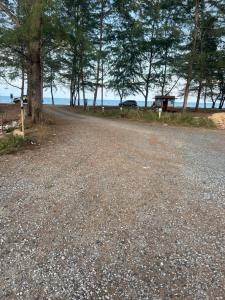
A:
[[154, 96, 175, 112]]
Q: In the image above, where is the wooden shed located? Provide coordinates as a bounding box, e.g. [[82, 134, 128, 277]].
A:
[[154, 96, 176, 112]]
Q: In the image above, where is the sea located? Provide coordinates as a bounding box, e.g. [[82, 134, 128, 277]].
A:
[[0, 95, 223, 109]]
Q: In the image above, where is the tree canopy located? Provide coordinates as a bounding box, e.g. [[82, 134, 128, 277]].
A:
[[0, 0, 224, 120]]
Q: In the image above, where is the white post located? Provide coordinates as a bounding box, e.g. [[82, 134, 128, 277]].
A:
[[158, 108, 162, 119]]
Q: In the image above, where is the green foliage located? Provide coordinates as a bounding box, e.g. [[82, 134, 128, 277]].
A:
[[0, 0, 224, 110], [0, 136, 28, 155]]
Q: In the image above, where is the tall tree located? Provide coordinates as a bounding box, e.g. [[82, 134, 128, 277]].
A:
[[0, 0, 45, 122], [182, 0, 201, 111]]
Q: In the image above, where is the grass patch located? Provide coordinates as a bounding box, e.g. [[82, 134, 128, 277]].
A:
[[72, 107, 216, 129], [141, 111, 215, 128], [0, 136, 30, 155], [0, 116, 55, 156]]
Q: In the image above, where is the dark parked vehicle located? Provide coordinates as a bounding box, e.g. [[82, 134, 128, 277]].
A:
[[119, 100, 138, 108]]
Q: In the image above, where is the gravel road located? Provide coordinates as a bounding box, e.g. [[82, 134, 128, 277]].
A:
[[1, 106, 225, 299]]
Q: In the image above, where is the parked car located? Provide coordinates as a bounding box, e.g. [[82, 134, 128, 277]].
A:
[[13, 95, 28, 104], [119, 100, 138, 108]]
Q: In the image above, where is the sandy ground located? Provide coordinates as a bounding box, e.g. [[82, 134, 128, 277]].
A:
[[1, 105, 225, 299]]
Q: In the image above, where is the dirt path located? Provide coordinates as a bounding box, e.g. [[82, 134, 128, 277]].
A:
[[1, 105, 225, 299]]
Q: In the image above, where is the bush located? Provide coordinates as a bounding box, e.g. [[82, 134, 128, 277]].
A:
[[0, 136, 28, 155]]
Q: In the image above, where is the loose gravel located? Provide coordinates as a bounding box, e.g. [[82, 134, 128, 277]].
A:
[[0, 106, 225, 299]]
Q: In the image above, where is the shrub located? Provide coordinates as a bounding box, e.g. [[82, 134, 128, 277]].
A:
[[0, 136, 28, 155]]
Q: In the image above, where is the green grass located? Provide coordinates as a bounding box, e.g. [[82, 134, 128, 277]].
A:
[[73, 108, 216, 129], [0, 136, 29, 155]]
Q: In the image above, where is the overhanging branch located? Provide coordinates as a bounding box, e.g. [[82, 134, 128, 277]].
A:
[[0, 2, 20, 27]]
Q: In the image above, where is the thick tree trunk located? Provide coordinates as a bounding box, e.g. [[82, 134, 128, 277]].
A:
[[27, 64, 32, 116], [0, 0, 43, 123], [30, 42, 42, 123]]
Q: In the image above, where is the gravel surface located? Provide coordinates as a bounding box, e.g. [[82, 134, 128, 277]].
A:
[[1, 106, 225, 299]]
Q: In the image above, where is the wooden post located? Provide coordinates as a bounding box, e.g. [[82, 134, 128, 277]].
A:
[[0, 114, 3, 135], [21, 99, 25, 138]]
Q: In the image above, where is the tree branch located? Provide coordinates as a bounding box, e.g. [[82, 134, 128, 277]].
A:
[[165, 76, 181, 96], [0, 75, 21, 90], [0, 2, 20, 27]]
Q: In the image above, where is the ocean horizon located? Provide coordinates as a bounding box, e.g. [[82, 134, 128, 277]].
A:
[[0, 95, 223, 109]]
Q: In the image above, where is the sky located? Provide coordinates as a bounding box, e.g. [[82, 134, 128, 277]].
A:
[[0, 79, 147, 102]]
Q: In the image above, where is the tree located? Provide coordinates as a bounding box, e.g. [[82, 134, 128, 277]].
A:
[[182, 0, 201, 111], [93, 0, 109, 108], [58, 0, 95, 108], [0, 0, 51, 123]]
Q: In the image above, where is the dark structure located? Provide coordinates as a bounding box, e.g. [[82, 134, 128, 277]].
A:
[[154, 96, 176, 111]]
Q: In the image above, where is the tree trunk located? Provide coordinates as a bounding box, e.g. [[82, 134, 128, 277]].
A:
[[203, 87, 207, 109], [0, 0, 43, 123], [144, 43, 154, 109], [30, 42, 42, 123], [93, 0, 104, 109], [161, 47, 168, 96], [183, 0, 201, 111], [27, 64, 32, 116], [144, 91, 149, 109], [70, 79, 77, 107], [81, 70, 87, 110], [50, 77, 54, 105], [70, 83, 74, 107], [77, 78, 80, 106], [195, 80, 202, 110], [219, 98, 225, 109], [118, 90, 123, 104], [101, 59, 104, 107], [21, 63, 25, 100]]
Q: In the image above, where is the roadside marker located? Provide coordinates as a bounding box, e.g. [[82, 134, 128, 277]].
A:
[[158, 108, 162, 119], [20, 99, 25, 138]]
